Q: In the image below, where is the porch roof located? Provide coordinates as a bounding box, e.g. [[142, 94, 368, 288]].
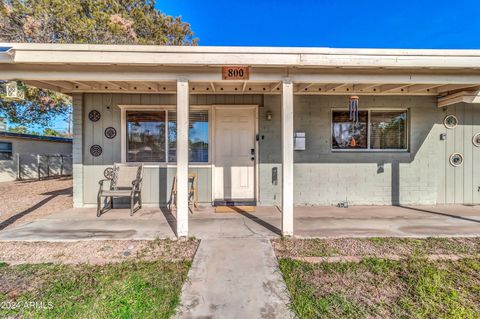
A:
[[1, 43, 480, 99]]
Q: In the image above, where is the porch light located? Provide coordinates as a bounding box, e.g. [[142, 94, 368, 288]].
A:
[[266, 110, 273, 121], [0, 81, 26, 101]]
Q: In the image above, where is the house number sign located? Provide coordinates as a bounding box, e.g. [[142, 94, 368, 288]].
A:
[[222, 66, 249, 80]]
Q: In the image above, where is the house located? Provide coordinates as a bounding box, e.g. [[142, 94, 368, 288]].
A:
[[0, 131, 72, 182], [1, 43, 480, 236]]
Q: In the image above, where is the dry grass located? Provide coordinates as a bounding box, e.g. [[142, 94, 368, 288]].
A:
[[276, 238, 480, 319]]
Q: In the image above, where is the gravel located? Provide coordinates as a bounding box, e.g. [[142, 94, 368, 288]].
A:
[[0, 177, 72, 230], [0, 239, 199, 265]]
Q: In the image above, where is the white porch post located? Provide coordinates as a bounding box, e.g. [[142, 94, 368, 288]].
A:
[[281, 78, 294, 236], [176, 78, 189, 237]]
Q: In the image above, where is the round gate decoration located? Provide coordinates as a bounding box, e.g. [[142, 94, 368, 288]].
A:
[[449, 153, 463, 167], [90, 144, 103, 157], [104, 167, 114, 179], [444, 115, 458, 129], [473, 133, 480, 147], [88, 110, 101, 122], [104, 127, 117, 139]]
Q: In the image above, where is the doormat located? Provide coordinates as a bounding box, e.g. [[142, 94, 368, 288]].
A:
[[215, 206, 256, 214]]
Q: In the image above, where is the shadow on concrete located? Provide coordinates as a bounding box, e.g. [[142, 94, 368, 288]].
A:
[[399, 205, 480, 224], [230, 207, 282, 236], [160, 207, 178, 237], [0, 187, 72, 231]]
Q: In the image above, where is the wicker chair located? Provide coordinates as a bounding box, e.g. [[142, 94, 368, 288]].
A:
[[97, 163, 144, 217]]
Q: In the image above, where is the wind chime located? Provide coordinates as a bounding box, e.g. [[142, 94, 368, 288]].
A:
[[348, 95, 359, 147]]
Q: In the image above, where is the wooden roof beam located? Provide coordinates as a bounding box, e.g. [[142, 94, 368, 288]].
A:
[[296, 83, 315, 92], [407, 84, 443, 93], [209, 82, 216, 92], [351, 83, 379, 92], [24, 80, 63, 92], [324, 83, 346, 92], [270, 81, 281, 92], [378, 84, 412, 92]]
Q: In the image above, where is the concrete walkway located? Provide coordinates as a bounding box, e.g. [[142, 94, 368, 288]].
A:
[[1, 205, 480, 241], [176, 238, 293, 319]]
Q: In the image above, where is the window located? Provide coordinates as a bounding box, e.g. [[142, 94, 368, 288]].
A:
[[125, 109, 209, 163], [0, 142, 12, 160], [126, 111, 166, 162], [168, 110, 209, 163], [332, 110, 408, 150], [370, 111, 407, 150], [332, 111, 368, 149]]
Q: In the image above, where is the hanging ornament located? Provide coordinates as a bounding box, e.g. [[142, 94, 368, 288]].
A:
[[350, 137, 357, 147], [349, 95, 359, 123], [0, 81, 26, 101]]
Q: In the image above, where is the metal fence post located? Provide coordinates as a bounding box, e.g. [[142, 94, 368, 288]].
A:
[[60, 155, 64, 176], [16, 153, 21, 180], [37, 154, 41, 180]]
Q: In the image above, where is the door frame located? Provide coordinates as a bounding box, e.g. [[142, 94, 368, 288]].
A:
[[211, 104, 259, 202]]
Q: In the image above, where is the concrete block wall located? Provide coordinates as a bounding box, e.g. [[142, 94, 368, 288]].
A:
[[72, 92, 474, 207], [259, 94, 445, 206]]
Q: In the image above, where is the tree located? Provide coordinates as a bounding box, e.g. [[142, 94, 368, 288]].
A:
[[8, 125, 33, 134], [0, 0, 197, 126], [42, 127, 63, 137]]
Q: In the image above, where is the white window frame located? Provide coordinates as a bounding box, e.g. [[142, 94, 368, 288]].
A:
[[119, 104, 212, 166], [331, 108, 409, 152]]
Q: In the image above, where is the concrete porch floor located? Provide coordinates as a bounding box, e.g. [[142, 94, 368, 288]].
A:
[[0, 205, 480, 241]]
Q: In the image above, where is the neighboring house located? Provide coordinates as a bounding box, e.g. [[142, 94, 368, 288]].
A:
[[0, 132, 72, 182], [2, 43, 480, 236]]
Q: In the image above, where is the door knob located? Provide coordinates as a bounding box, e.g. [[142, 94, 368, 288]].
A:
[[251, 157, 255, 161]]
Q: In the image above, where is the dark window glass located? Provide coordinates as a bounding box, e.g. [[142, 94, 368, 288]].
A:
[[0, 142, 12, 160], [169, 110, 209, 162], [332, 111, 368, 149], [126, 111, 165, 162], [370, 111, 407, 149]]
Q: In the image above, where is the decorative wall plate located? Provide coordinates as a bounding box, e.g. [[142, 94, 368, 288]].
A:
[[449, 153, 463, 167], [90, 144, 102, 157], [88, 110, 101, 122], [443, 115, 458, 129], [473, 133, 480, 147], [104, 127, 116, 139], [104, 167, 114, 179]]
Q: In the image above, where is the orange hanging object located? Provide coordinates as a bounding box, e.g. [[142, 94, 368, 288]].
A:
[[350, 137, 357, 147]]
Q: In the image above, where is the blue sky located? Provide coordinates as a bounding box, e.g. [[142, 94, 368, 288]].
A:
[[19, 0, 480, 134], [157, 0, 480, 48]]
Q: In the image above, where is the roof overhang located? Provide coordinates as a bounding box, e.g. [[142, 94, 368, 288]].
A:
[[3, 43, 480, 68], [438, 90, 480, 107], [1, 43, 480, 103]]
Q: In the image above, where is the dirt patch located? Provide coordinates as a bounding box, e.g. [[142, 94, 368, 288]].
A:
[[0, 177, 72, 230], [0, 239, 199, 265]]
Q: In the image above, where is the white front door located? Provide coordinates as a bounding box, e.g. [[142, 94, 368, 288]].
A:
[[214, 107, 256, 200]]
